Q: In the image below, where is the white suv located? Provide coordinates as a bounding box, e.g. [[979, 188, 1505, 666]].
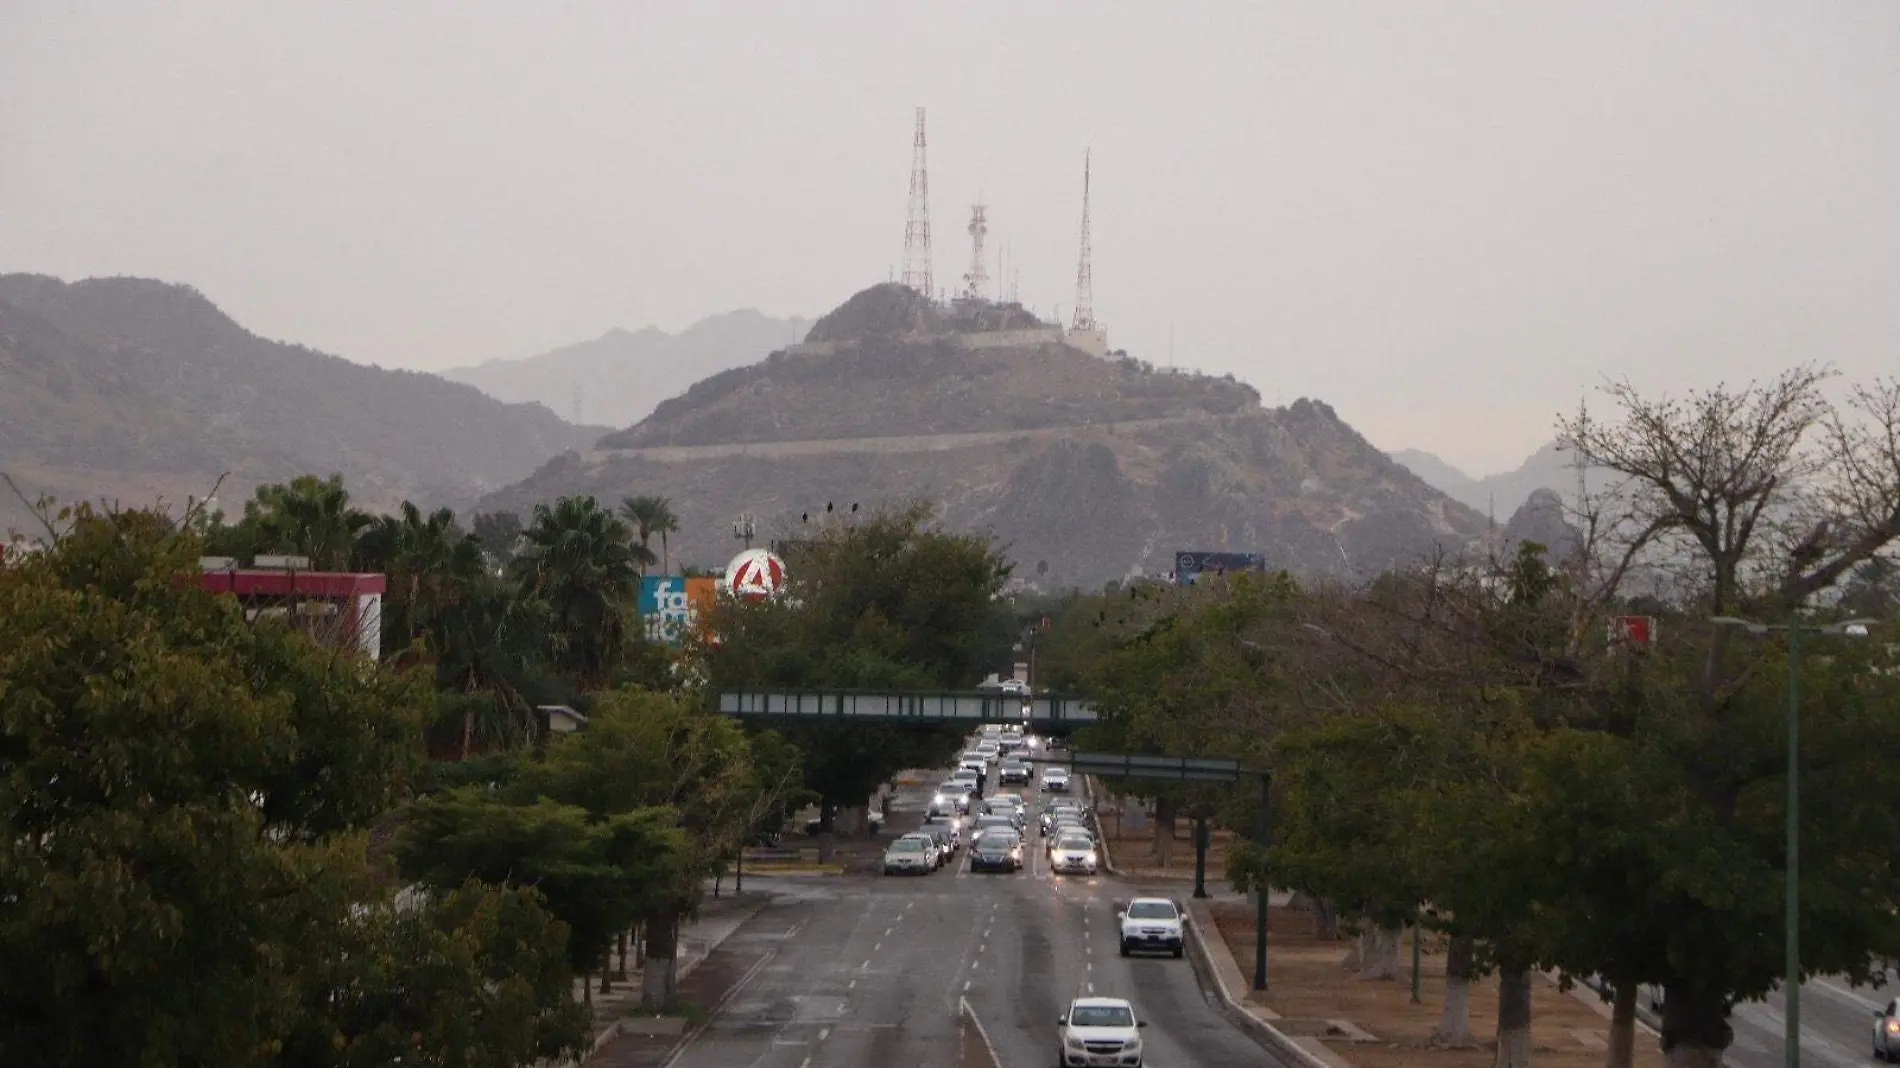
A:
[[1056, 996, 1146, 1067], [1118, 898, 1184, 958]]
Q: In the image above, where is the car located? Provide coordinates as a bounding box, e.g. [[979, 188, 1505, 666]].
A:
[[883, 834, 940, 876], [920, 819, 961, 858], [998, 759, 1032, 785], [1056, 996, 1147, 1067], [971, 813, 1018, 840], [975, 742, 1001, 763], [969, 828, 1024, 872], [932, 783, 971, 815], [1049, 832, 1099, 876], [1044, 766, 1072, 792], [950, 768, 983, 796], [1118, 898, 1185, 958]]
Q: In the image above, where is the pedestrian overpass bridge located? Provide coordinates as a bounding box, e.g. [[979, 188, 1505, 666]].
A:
[[716, 690, 1098, 727]]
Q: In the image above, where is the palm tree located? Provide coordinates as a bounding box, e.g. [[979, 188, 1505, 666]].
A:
[[512, 496, 644, 687], [619, 495, 676, 575], [241, 473, 371, 570]]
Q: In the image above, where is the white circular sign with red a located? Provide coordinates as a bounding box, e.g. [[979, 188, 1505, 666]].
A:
[[725, 549, 786, 601]]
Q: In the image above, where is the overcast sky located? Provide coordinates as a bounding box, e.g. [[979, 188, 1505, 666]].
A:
[[4, 1, 1896, 475]]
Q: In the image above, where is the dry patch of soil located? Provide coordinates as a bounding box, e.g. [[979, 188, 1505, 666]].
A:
[[1208, 902, 1666, 1068]]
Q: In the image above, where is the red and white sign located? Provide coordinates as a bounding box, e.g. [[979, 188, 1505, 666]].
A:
[[725, 549, 786, 601], [1611, 615, 1656, 645]]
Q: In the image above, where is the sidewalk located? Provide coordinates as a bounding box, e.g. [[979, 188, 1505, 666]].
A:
[[574, 891, 771, 1063], [1183, 893, 1669, 1068]]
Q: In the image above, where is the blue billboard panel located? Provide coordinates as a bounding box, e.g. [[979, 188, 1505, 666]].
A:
[[638, 575, 716, 645], [1174, 551, 1267, 586]]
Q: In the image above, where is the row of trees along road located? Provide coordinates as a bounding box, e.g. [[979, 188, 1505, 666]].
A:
[[1, 471, 1019, 1066], [1037, 368, 1900, 1068]]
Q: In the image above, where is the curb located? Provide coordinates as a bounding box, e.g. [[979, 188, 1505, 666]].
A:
[[1087, 776, 1121, 875], [588, 896, 773, 1057], [1182, 901, 1341, 1068], [1574, 975, 1663, 1034]]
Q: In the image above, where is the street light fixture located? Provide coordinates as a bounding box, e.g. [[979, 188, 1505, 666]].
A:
[[1709, 615, 1876, 1068]]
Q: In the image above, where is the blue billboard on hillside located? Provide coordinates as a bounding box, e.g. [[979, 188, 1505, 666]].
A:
[[638, 575, 716, 645], [1174, 551, 1267, 586]]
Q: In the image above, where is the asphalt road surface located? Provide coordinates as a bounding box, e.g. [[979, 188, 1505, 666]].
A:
[[1721, 974, 1898, 1068], [659, 763, 1285, 1068]]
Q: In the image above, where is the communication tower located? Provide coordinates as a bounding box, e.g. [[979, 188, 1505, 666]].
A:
[[901, 107, 934, 298], [962, 204, 989, 300], [1067, 149, 1108, 356]]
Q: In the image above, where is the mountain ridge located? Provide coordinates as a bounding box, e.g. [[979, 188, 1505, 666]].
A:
[[482, 283, 1489, 587], [0, 273, 602, 529], [440, 308, 813, 429]]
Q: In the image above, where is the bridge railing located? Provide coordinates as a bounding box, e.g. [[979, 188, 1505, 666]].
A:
[[716, 689, 1097, 724]]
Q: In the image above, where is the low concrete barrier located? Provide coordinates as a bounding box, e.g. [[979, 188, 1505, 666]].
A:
[[741, 846, 820, 864]]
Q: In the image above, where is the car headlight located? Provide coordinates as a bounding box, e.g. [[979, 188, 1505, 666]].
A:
[[1064, 1035, 1086, 1050]]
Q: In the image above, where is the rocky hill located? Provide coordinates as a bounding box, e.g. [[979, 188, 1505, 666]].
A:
[[441, 309, 812, 429], [0, 274, 602, 530], [480, 284, 1489, 588]]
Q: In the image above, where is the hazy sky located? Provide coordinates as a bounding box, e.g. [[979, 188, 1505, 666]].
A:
[[4, 2, 1897, 475]]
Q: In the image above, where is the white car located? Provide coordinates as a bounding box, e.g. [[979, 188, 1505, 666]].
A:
[[1118, 898, 1184, 958], [1049, 832, 1099, 876], [1000, 678, 1028, 696], [882, 834, 939, 875], [1044, 766, 1072, 792], [1056, 996, 1147, 1067]]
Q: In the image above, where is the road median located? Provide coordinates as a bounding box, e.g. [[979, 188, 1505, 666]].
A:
[[1188, 896, 1670, 1068]]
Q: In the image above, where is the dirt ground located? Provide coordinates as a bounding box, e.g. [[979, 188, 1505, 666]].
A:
[[1209, 902, 1665, 1068], [1092, 803, 1238, 881]]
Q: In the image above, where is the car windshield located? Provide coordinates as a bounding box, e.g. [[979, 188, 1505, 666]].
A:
[[978, 832, 1020, 848], [1127, 901, 1177, 920], [1058, 835, 1093, 850], [1070, 1004, 1135, 1028], [891, 839, 927, 852]]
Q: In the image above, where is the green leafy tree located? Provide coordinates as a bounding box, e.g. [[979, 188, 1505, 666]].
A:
[[698, 505, 1013, 818], [236, 473, 372, 569], [510, 495, 644, 688], [280, 881, 590, 1068], [0, 507, 425, 1065], [469, 510, 524, 568]]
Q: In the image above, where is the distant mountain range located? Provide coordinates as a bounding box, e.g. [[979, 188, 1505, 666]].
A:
[[1389, 442, 1615, 517], [0, 274, 603, 531], [440, 310, 813, 430], [482, 283, 1490, 587]]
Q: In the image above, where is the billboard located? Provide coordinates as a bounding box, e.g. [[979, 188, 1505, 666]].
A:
[[1174, 551, 1267, 587], [639, 575, 718, 646]]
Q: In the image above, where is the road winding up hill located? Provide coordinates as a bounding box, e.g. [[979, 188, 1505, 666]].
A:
[[481, 283, 1488, 588]]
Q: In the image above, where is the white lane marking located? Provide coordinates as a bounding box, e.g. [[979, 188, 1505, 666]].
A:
[[818, 1026, 830, 1041], [862, 957, 872, 969], [799, 1057, 811, 1068], [874, 941, 882, 952], [978, 943, 986, 954], [1087, 981, 1095, 994], [964, 979, 973, 992], [1085, 945, 1092, 956], [657, 948, 776, 1068], [959, 995, 1005, 1068], [1086, 961, 1093, 971], [1814, 978, 1884, 1012]]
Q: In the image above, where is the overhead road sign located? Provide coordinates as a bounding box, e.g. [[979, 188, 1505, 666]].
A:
[[716, 690, 1098, 725], [1028, 751, 1241, 782]]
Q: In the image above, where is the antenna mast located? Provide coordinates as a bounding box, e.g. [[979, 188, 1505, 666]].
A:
[[901, 107, 934, 298], [963, 204, 989, 300], [1071, 148, 1096, 331]]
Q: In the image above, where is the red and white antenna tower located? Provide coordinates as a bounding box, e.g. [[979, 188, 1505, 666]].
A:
[[1071, 149, 1096, 331], [901, 107, 934, 298], [963, 204, 989, 300]]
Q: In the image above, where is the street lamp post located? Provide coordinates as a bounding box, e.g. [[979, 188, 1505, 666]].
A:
[[1710, 614, 1873, 1068]]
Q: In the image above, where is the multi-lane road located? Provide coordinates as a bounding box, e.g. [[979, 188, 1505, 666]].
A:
[[1723, 975, 1897, 1068], [656, 761, 1283, 1068]]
